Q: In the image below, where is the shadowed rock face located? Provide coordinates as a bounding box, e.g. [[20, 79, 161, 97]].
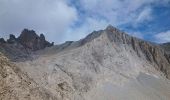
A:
[[160, 43, 170, 66], [0, 29, 53, 61], [18, 29, 53, 51], [161, 42, 170, 54]]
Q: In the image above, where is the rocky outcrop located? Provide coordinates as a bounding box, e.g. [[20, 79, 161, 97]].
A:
[[18, 29, 53, 51], [0, 29, 53, 61]]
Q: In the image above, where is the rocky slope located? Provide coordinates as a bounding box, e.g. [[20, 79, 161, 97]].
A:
[[0, 29, 53, 61], [0, 26, 170, 100], [36, 25, 170, 79], [14, 25, 170, 100], [0, 53, 58, 100]]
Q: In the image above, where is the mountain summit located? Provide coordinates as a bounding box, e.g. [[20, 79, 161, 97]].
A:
[[0, 25, 170, 100], [18, 29, 53, 51], [0, 29, 53, 61]]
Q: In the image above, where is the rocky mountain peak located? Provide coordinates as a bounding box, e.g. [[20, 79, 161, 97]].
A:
[[1, 26, 170, 100], [75, 25, 170, 79], [79, 25, 122, 45], [18, 29, 53, 51], [106, 24, 118, 31], [18, 29, 39, 47], [0, 29, 54, 61]]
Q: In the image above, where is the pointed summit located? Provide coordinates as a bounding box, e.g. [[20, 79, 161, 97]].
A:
[[106, 24, 118, 31], [17, 29, 53, 51]]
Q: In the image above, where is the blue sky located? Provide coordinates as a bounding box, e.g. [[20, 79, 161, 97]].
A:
[[0, 0, 170, 43]]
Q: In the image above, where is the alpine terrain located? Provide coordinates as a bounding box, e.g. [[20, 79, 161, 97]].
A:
[[0, 25, 170, 100]]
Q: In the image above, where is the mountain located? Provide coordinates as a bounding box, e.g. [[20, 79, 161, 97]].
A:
[[0, 29, 53, 61], [35, 25, 170, 79], [0, 25, 170, 100]]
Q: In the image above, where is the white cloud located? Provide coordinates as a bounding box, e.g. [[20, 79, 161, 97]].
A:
[[0, 0, 77, 42], [154, 30, 170, 43], [129, 32, 144, 39], [59, 18, 109, 43], [0, 0, 169, 43], [136, 7, 153, 24], [78, 0, 168, 26]]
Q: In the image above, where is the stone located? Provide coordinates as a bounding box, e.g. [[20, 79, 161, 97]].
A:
[[18, 29, 53, 51]]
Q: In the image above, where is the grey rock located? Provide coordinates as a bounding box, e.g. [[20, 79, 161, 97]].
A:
[[18, 29, 53, 51], [0, 29, 54, 61]]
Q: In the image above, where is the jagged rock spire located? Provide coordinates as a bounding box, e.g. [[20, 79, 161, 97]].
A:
[[1, 29, 54, 51], [18, 29, 53, 51]]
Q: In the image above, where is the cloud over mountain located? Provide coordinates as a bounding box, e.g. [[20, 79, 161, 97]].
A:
[[0, 0, 169, 43], [0, 0, 77, 42]]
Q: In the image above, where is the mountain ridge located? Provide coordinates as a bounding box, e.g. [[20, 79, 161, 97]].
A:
[[36, 25, 170, 79], [1, 25, 170, 100], [1, 25, 169, 78]]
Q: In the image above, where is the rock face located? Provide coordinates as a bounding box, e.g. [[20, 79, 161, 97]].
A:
[[0, 29, 53, 61], [105, 26, 170, 78], [18, 29, 53, 51], [161, 42, 170, 54]]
